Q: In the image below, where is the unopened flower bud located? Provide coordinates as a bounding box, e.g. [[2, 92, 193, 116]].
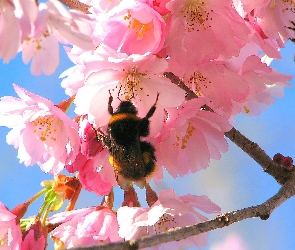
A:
[[273, 153, 284, 164], [282, 156, 293, 170]]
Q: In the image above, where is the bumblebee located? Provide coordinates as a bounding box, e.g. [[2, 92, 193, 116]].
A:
[[97, 92, 159, 182]]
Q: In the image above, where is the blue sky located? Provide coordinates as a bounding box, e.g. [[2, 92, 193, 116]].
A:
[[0, 41, 294, 249]]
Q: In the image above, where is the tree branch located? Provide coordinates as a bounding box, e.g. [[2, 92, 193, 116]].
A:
[[164, 72, 197, 101], [71, 177, 295, 250]]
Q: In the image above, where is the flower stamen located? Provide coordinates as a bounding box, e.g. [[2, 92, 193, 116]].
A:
[[174, 122, 196, 149], [188, 71, 210, 96], [125, 10, 152, 38], [181, 0, 213, 32], [32, 115, 58, 142], [120, 66, 146, 100]]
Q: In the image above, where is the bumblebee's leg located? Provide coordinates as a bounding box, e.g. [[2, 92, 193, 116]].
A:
[[139, 93, 159, 136], [108, 90, 114, 115], [144, 93, 159, 119]]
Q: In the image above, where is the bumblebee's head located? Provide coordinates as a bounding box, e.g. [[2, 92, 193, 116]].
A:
[[116, 101, 138, 115]]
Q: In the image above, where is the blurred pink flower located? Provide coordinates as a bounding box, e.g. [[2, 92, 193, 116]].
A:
[[0, 201, 22, 250], [49, 206, 122, 248], [0, 84, 80, 174], [0, 0, 21, 62], [211, 233, 248, 250], [155, 98, 231, 178], [99, 0, 166, 55], [117, 189, 220, 249], [20, 0, 95, 75]]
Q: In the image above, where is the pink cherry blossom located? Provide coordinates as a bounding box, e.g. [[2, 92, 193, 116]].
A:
[[0, 0, 21, 63], [75, 51, 185, 136], [98, 0, 166, 55], [60, 64, 85, 96], [0, 201, 22, 250], [59, 45, 98, 96], [211, 233, 248, 250], [155, 98, 231, 178], [20, 0, 95, 75], [77, 152, 116, 196], [235, 55, 292, 116], [214, 52, 292, 116], [117, 189, 220, 249], [238, 0, 295, 43], [60, 44, 119, 96], [168, 50, 292, 118], [164, 0, 250, 66], [78, 118, 103, 158], [64, 117, 117, 196], [0, 84, 80, 174], [49, 206, 122, 248]]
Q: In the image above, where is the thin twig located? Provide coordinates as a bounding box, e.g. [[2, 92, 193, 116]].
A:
[[225, 127, 295, 185], [58, 0, 90, 13], [164, 72, 196, 101]]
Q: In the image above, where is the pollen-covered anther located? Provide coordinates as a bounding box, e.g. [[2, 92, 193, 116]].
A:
[[174, 122, 196, 149], [32, 115, 58, 142], [125, 9, 152, 38], [124, 9, 131, 20], [244, 106, 250, 114], [129, 18, 152, 38], [181, 0, 213, 32], [120, 66, 146, 100], [36, 41, 42, 50]]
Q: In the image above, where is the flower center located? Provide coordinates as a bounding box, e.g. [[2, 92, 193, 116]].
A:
[[31, 115, 58, 142], [120, 66, 146, 100], [174, 122, 196, 149], [181, 0, 213, 32], [125, 10, 152, 38], [24, 30, 50, 50]]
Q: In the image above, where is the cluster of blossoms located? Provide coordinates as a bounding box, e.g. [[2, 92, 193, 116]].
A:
[[0, 0, 294, 249]]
